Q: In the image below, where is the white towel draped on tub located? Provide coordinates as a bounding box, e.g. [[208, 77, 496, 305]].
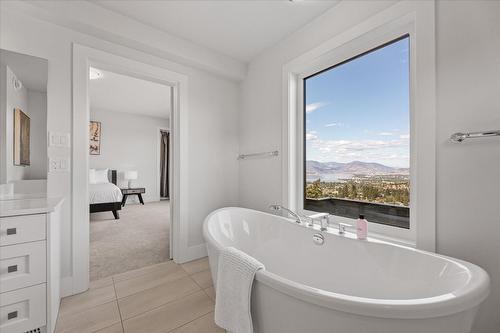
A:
[[215, 246, 265, 333]]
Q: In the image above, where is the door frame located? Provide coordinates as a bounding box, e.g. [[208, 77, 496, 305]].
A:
[[72, 44, 189, 294]]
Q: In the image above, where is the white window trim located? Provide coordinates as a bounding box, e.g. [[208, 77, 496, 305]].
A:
[[281, 1, 436, 251]]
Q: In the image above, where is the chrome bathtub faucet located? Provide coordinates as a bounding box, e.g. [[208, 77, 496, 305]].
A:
[[268, 204, 303, 224], [337, 223, 352, 235]]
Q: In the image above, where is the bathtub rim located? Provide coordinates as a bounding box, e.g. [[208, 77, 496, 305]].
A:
[[203, 206, 490, 319]]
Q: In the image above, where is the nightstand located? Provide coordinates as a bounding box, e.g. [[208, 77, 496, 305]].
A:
[[121, 187, 145, 206]]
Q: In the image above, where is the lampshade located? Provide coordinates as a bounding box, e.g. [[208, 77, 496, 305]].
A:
[[123, 171, 138, 180]]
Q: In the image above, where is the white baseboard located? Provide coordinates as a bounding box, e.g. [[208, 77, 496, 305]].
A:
[[177, 243, 208, 264]]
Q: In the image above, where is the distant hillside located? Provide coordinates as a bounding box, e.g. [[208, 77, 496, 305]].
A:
[[306, 160, 409, 181]]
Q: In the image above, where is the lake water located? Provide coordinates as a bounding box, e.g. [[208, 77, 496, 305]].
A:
[[306, 173, 354, 182]]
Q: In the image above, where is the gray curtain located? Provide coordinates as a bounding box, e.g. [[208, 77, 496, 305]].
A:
[[160, 131, 170, 198]]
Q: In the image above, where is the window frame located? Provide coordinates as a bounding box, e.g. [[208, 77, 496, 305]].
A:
[[281, 3, 436, 250], [302, 34, 411, 230]]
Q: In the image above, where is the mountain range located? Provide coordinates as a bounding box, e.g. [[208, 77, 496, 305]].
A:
[[306, 160, 409, 181]]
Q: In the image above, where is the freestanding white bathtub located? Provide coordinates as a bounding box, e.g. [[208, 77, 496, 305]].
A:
[[203, 207, 490, 333]]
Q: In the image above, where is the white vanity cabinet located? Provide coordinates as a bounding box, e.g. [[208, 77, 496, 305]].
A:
[[0, 198, 62, 333]]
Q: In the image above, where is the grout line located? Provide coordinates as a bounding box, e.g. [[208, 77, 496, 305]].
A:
[[202, 286, 216, 302], [58, 286, 116, 319], [112, 279, 126, 333], [60, 300, 121, 333], [61, 262, 210, 332], [92, 321, 122, 333], [190, 275, 204, 289], [179, 257, 209, 275], [189, 269, 213, 290], [112, 260, 175, 284], [165, 311, 216, 333], [115, 272, 189, 300], [118, 288, 204, 322]]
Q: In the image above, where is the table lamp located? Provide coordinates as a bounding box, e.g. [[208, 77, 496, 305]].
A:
[[123, 171, 138, 189]]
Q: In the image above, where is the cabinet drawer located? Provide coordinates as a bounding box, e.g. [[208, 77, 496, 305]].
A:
[[125, 189, 143, 194], [0, 241, 46, 293], [0, 214, 46, 246], [0, 283, 46, 333]]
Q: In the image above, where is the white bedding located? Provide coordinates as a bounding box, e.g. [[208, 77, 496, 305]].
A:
[[89, 183, 123, 204]]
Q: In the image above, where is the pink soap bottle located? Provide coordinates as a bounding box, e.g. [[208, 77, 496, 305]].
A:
[[356, 214, 368, 240]]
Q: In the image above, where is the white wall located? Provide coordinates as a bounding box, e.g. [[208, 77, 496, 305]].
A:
[[89, 108, 169, 202], [0, 4, 239, 290], [435, 1, 500, 332], [27, 90, 47, 179], [238, 1, 499, 332], [0, 65, 7, 183]]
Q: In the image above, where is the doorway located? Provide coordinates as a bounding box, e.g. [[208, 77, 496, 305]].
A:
[[72, 44, 189, 294], [87, 68, 173, 280]]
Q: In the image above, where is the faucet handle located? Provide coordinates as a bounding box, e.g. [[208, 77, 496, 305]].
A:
[[338, 223, 352, 235], [308, 212, 328, 227], [269, 204, 281, 211]]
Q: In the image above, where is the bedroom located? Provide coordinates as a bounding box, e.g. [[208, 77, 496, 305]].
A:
[[88, 67, 172, 280]]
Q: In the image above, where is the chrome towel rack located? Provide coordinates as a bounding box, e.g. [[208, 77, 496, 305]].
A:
[[450, 130, 500, 143], [238, 150, 279, 160]]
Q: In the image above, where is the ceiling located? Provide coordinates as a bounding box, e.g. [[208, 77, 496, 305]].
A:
[[89, 68, 171, 119], [90, 0, 339, 62], [0, 49, 48, 92]]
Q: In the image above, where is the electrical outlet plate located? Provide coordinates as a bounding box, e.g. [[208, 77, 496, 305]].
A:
[[48, 157, 70, 172]]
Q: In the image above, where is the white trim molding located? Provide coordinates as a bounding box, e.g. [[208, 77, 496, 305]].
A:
[[281, 0, 436, 251], [72, 44, 190, 294]]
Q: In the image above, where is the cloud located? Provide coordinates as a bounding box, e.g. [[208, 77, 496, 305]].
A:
[[305, 102, 327, 114], [307, 136, 408, 152], [325, 122, 344, 127], [400, 134, 410, 139], [379, 132, 393, 136], [306, 135, 410, 167], [305, 131, 318, 141]]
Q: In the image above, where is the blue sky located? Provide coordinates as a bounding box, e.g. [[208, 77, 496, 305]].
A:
[[305, 36, 410, 168]]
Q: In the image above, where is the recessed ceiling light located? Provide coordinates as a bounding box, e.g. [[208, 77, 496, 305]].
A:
[[89, 67, 103, 80]]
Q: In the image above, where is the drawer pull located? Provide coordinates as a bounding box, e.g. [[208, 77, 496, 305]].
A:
[[8, 265, 18, 273], [6, 228, 17, 235], [7, 311, 18, 320]]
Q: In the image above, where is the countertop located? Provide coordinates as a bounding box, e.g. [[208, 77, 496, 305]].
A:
[[0, 196, 64, 217]]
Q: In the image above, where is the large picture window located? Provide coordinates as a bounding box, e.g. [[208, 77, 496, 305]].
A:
[[304, 35, 410, 228]]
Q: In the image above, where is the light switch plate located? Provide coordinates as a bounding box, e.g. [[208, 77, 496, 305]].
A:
[[49, 132, 71, 148], [49, 157, 70, 172]]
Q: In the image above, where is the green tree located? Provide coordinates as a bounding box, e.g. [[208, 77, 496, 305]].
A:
[[349, 183, 357, 199], [306, 179, 324, 199]]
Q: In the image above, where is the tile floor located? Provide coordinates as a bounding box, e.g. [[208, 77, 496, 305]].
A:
[[55, 258, 223, 333]]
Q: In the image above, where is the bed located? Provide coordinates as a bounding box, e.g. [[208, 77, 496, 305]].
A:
[[89, 169, 123, 219]]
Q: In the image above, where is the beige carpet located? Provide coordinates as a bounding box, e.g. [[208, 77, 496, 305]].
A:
[[90, 200, 170, 281]]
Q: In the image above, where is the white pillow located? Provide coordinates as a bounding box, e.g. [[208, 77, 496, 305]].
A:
[[91, 168, 109, 184]]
